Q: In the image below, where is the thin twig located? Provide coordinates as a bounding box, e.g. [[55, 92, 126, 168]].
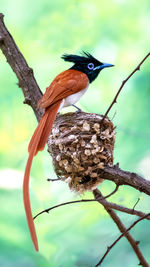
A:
[[101, 52, 150, 123], [93, 189, 149, 267], [96, 212, 150, 266], [103, 184, 119, 199], [110, 111, 117, 121], [133, 197, 141, 211], [34, 197, 150, 221], [33, 199, 96, 220]]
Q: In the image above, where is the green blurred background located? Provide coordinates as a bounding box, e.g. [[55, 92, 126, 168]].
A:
[[0, 0, 150, 266]]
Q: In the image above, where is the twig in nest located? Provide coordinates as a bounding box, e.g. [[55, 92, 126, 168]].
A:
[[47, 178, 61, 182], [96, 213, 150, 266], [49, 112, 115, 193], [101, 52, 150, 123]]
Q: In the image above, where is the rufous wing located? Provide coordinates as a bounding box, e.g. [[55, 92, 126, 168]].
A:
[[38, 69, 89, 109]]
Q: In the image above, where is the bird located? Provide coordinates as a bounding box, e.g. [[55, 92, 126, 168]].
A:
[[23, 52, 114, 252]]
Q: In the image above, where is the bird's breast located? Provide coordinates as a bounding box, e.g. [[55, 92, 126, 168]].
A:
[[62, 85, 89, 108]]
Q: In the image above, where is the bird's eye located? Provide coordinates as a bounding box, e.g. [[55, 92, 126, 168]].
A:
[[87, 63, 94, 70]]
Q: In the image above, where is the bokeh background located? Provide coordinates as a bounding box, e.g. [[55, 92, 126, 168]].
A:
[[0, 0, 150, 266]]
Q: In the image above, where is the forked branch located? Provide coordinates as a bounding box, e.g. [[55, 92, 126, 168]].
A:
[[93, 189, 149, 267], [96, 212, 150, 266]]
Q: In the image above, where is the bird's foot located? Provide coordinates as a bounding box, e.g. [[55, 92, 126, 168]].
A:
[[72, 104, 82, 112]]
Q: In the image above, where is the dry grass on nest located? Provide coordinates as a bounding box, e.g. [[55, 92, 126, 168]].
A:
[[48, 112, 115, 193]]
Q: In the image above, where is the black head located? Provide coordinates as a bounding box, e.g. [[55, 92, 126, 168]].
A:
[[61, 52, 114, 83]]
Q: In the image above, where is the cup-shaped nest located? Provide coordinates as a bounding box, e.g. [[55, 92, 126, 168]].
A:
[[48, 112, 115, 193]]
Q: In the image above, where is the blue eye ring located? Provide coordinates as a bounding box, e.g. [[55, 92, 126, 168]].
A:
[[87, 63, 94, 70]]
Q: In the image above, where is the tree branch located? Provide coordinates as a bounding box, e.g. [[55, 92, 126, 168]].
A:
[[0, 13, 43, 121], [93, 189, 149, 267], [97, 164, 150, 196]]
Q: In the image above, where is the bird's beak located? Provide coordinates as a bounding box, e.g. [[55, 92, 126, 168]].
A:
[[94, 63, 114, 71]]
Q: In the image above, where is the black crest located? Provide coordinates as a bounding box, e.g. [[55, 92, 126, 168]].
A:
[[61, 51, 102, 65]]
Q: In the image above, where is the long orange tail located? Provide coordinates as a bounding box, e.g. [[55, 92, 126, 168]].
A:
[[23, 101, 62, 251]]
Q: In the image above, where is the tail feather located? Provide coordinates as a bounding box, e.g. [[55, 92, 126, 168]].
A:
[[23, 152, 39, 251], [36, 101, 61, 153], [23, 100, 62, 251], [28, 110, 49, 155]]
